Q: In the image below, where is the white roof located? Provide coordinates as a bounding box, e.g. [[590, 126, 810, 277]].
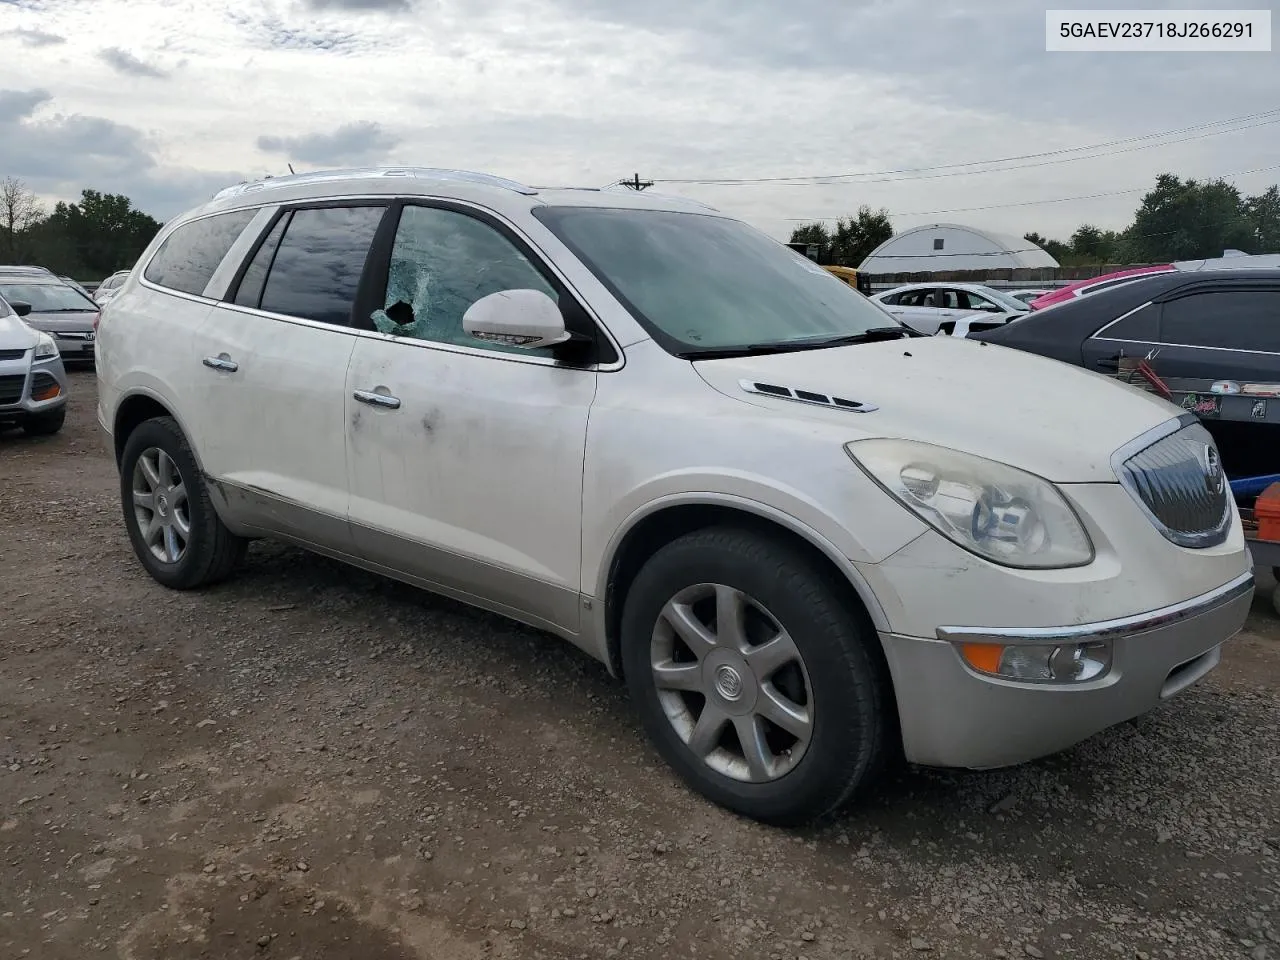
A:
[[874, 281, 1010, 296], [859, 222, 1059, 272], [189, 166, 723, 223]]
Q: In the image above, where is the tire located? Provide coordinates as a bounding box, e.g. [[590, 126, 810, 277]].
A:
[[621, 525, 891, 827], [22, 408, 66, 436], [119, 416, 246, 589]]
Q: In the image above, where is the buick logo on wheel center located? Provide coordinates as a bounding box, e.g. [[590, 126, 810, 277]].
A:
[[1202, 444, 1224, 495], [715, 665, 744, 702]]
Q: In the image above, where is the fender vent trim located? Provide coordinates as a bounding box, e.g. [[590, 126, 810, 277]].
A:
[[738, 379, 878, 413]]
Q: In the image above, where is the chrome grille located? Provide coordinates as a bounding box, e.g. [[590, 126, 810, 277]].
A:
[[1116, 418, 1231, 548]]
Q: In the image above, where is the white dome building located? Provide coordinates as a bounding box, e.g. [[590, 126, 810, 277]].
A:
[[859, 223, 1059, 272]]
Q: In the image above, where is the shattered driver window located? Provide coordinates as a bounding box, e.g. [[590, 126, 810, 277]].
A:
[[373, 205, 558, 355]]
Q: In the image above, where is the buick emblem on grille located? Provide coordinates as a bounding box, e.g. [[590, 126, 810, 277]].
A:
[[1201, 444, 1224, 495]]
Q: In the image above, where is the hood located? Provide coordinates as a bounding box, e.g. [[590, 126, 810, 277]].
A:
[[693, 335, 1179, 483], [23, 309, 98, 333], [0, 314, 39, 351]]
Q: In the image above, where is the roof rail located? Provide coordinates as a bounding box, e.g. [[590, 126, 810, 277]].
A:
[[639, 190, 720, 213], [211, 167, 538, 202]]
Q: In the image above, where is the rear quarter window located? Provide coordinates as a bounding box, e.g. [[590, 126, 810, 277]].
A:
[[144, 209, 258, 297], [1095, 303, 1159, 342]]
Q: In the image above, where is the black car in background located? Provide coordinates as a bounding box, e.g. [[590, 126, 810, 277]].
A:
[[969, 269, 1280, 479]]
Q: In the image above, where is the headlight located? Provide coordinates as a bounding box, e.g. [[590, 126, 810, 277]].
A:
[[845, 439, 1094, 569], [33, 333, 58, 359]]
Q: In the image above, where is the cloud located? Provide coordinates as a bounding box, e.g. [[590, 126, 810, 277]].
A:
[[257, 121, 401, 166], [98, 47, 169, 78], [2, 0, 1278, 243], [5, 28, 66, 47], [304, 0, 413, 9], [0, 88, 54, 122], [0, 87, 242, 219]]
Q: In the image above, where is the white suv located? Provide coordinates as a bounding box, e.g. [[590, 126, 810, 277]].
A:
[[96, 167, 1253, 825]]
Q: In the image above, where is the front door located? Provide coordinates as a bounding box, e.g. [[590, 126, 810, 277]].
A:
[[343, 202, 598, 634], [190, 203, 388, 549]]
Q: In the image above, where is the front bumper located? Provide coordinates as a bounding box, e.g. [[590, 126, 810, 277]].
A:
[[881, 570, 1254, 768], [0, 355, 69, 424], [51, 332, 96, 360]]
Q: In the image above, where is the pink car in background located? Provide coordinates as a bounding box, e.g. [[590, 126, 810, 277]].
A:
[[1028, 264, 1175, 311]]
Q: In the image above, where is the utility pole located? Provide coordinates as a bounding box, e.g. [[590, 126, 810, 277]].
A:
[[621, 173, 653, 191]]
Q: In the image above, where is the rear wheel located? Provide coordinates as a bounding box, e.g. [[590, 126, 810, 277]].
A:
[[119, 416, 246, 589], [621, 526, 891, 826], [22, 408, 65, 436]]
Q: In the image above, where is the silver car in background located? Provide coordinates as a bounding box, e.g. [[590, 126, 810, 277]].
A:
[[0, 274, 99, 364], [0, 295, 68, 436]]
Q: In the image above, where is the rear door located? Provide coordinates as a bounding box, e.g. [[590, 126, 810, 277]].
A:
[[887, 288, 942, 332], [189, 202, 389, 549], [1084, 284, 1280, 406], [1081, 301, 1163, 374], [1146, 286, 1280, 383]]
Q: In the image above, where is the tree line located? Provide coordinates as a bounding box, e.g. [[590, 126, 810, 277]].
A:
[[791, 174, 1280, 268], [7, 170, 1279, 281], [1, 177, 163, 281]]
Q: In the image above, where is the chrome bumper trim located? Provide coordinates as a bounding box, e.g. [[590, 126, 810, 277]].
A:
[[936, 570, 1254, 645]]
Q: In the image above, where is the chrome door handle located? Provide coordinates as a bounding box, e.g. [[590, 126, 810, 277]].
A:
[[353, 389, 401, 410], [202, 356, 238, 372]]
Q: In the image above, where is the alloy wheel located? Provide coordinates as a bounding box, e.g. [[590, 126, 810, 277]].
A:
[[650, 583, 814, 783], [131, 447, 191, 564]]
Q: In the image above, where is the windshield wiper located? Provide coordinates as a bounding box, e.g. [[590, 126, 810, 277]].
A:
[[40, 308, 96, 313], [680, 326, 917, 360]]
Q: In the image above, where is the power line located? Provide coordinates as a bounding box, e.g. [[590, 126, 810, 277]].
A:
[[769, 160, 1280, 222], [658, 108, 1280, 186], [620, 173, 654, 191]]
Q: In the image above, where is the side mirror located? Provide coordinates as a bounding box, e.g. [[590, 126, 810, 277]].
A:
[[10, 301, 32, 317], [463, 289, 570, 350]]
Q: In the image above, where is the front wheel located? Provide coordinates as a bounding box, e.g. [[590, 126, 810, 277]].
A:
[[621, 526, 892, 826], [119, 416, 246, 589]]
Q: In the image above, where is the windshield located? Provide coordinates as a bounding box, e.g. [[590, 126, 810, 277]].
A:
[[978, 287, 1032, 312], [0, 282, 98, 313], [532, 206, 903, 356]]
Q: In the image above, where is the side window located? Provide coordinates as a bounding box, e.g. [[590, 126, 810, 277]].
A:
[[370, 205, 558, 354], [1096, 303, 1158, 342], [258, 205, 386, 326], [232, 213, 289, 309], [143, 209, 257, 296], [1160, 290, 1280, 352]]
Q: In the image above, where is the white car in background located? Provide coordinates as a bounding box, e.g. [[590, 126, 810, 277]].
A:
[[871, 282, 1029, 334], [1007, 288, 1053, 305], [94, 270, 131, 305]]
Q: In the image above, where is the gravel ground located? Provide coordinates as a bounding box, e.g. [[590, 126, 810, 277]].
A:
[[2, 370, 1278, 960]]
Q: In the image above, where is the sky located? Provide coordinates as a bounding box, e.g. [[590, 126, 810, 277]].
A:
[[1, 0, 1278, 243]]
